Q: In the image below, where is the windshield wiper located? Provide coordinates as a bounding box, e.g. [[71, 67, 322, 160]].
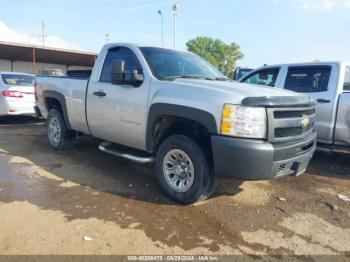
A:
[[214, 77, 231, 81], [163, 75, 214, 81]]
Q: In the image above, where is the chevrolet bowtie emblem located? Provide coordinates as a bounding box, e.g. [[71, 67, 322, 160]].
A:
[[301, 115, 310, 128]]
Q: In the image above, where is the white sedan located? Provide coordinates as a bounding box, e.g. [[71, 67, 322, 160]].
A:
[[0, 72, 35, 116]]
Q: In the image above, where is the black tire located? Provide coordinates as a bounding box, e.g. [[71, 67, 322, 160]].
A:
[[198, 169, 218, 202], [156, 135, 215, 204], [46, 108, 76, 150]]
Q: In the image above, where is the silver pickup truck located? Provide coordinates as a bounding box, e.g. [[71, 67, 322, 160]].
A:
[[240, 62, 350, 153], [35, 43, 317, 203]]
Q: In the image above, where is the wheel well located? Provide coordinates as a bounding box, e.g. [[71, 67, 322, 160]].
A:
[[45, 96, 72, 130], [152, 116, 213, 164], [45, 97, 62, 112]]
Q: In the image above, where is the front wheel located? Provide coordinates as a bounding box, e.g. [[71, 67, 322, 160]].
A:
[[156, 135, 215, 204], [47, 108, 76, 150]]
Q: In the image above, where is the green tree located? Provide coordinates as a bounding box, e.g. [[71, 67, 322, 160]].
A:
[[186, 36, 244, 78]]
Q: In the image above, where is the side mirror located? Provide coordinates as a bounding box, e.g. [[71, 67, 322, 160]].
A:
[[127, 70, 144, 86], [110, 59, 144, 87]]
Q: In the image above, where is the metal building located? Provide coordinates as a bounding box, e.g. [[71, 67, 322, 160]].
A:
[[0, 41, 97, 74]]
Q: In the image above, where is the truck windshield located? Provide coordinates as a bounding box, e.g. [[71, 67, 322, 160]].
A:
[[1, 74, 35, 86], [140, 47, 228, 81], [344, 66, 350, 91]]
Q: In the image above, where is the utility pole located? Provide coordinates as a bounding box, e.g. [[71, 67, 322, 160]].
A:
[[105, 33, 111, 42], [172, 4, 180, 49], [41, 21, 47, 47], [157, 10, 164, 48]]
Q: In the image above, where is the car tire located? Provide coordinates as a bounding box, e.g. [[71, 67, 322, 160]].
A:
[[156, 135, 214, 204], [47, 108, 76, 150]]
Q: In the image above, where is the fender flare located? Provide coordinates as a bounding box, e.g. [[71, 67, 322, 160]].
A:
[[42, 90, 72, 129], [146, 103, 218, 153]]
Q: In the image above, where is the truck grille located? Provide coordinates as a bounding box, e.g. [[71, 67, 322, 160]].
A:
[[275, 125, 313, 138], [273, 109, 315, 119], [267, 106, 316, 142]]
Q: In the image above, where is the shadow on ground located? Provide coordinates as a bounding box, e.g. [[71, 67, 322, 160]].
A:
[[0, 115, 42, 125], [308, 151, 350, 179]]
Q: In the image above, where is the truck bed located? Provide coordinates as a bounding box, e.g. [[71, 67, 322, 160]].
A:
[[36, 75, 90, 134]]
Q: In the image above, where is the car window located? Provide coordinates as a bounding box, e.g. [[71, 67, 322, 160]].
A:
[[236, 68, 253, 80], [100, 47, 141, 83], [241, 68, 280, 87], [1, 74, 35, 86], [344, 66, 350, 91], [284, 66, 331, 93]]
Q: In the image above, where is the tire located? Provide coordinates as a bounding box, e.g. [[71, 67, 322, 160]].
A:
[[46, 108, 76, 150], [198, 169, 218, 201], [156, 135, 215, 204]]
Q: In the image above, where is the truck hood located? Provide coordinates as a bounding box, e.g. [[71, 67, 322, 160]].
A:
[[169, 78, 300, 99], [151, 78, 314, 121], [151, 78, 314, 134]]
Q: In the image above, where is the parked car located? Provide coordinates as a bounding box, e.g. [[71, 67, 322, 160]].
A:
[[0, 72, 36, 116], [232, 67, 254, 81], [240, 62, 350, 152], [35, 43, 316, 204]]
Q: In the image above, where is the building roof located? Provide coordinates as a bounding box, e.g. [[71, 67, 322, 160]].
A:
[[0, 41, 97, 67]]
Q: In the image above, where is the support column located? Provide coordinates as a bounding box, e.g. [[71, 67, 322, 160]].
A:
[[32, 48, 37, 74]]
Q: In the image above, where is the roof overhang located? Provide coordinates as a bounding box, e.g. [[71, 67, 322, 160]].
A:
[[0, 41, 97, 67]]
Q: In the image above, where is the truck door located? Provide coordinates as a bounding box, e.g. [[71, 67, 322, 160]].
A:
[[282, 65, 338, 144], [86, 46, 149, 150], [334, 65, 350, 145]]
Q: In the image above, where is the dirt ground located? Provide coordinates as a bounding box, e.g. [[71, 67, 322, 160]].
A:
[[0, 116, 349, 258]]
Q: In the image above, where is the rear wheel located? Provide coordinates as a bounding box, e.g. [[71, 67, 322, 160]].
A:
[[156, 135, 216, 204], [47, 108, 76, 150]]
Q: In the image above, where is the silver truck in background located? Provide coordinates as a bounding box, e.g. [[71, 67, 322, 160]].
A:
[[232, 67, 254, 81], [240, 62, 350, 152], [35, 43, 317, 204]]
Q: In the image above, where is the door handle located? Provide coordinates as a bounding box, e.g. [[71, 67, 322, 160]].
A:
[[316, 98, 331, 103], [93, 90, 106, 97]]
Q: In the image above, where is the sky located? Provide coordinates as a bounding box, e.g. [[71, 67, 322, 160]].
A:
[[0, 0, 350, 67]]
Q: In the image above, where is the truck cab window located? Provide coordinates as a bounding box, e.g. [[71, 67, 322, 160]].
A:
[[344, 66, 350, 91], [284, 66, 331, 93], [241, 68, 280, 87], [100, 47, 141, 83]]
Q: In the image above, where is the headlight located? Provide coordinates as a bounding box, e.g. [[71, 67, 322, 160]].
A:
[[221, 104, 267, 139]]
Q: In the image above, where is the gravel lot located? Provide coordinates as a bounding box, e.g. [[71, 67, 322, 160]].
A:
[[0, 116, 349, 257]]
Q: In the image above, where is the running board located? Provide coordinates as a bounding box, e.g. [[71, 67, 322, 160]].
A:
[[316, 146, 350, 155], [98, 141, 154, 164]]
